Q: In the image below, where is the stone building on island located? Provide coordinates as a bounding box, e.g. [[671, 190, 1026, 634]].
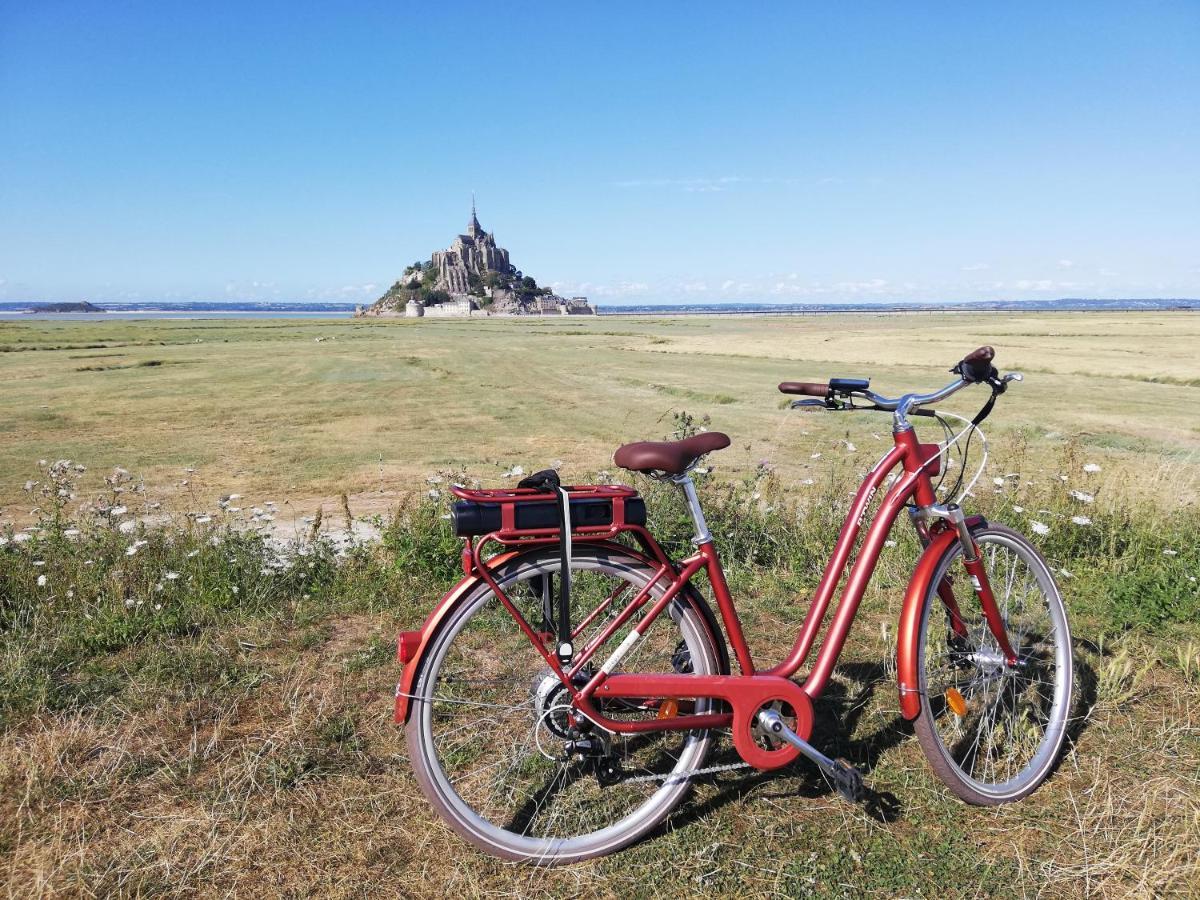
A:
[[356, 202, 596, 318]]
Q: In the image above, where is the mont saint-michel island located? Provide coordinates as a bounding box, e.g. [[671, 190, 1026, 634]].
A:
[[356, 204, 596, 318]]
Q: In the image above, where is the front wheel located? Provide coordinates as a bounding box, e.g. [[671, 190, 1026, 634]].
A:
[[913, 524, 1073, 804]]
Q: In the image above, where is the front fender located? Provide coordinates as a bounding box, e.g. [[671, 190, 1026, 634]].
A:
[[896, 517, 985, 720]]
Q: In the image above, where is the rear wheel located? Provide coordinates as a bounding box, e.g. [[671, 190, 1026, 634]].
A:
[[913, 524, 1073, 804], [407, 545, 725, 864]]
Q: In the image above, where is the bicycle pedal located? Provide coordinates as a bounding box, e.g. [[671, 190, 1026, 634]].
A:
[[830, 757, 865, 803]]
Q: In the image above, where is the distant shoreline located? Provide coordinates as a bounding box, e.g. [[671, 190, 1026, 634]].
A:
[[1, 298, 1196, 321]]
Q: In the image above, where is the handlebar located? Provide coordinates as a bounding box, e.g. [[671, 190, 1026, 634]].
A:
[[779, 346, 1022, 423]]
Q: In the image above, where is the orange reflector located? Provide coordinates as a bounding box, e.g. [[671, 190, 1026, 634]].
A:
[[657, 699, 680, 719], [945, 687, 968, 717]]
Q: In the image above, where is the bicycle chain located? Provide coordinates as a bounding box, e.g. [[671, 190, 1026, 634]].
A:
[[617, 759, 751, 784]]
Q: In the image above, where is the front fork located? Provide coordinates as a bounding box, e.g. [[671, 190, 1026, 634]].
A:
[[908, 505, 1018, 664]]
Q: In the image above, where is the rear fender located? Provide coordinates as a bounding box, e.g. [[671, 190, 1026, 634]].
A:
[[896, 516, 986, 720], [393, 549, 520, 724], [393, 541, 730, 725]]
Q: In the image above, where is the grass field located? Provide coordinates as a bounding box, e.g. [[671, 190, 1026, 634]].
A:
[[2, 312, 1199, 897], [2, 311, 1198, 521]]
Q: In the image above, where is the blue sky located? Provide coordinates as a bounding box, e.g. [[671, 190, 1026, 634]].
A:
[[1, 1, 1197, 305]]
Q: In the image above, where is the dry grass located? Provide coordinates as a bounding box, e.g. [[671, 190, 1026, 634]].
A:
[[2, 615, 1197, 897]]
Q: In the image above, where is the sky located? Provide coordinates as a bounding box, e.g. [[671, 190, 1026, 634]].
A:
[[1, 1, 1198, 305]]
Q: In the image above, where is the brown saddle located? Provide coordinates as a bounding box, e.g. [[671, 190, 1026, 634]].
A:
[[613, 431, 731, 475]]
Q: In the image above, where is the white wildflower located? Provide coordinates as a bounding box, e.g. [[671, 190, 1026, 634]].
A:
[[428, 489, 440, 499], [1083, 463, 1101, 474], [1163, 549, 1178, 556], [1012, 505, 1025, 513], [37, 574, 47, 587], [118, 520, 136, 534], [1031, 521, 1050, 536], [845, 441, 857, 453], [885, 540, 897, 548], [109, 505, 127, 517], [64, 528, 80, 538], [154, 603, 162, 611], [13, 533, 31, 544], [67, 589, 74, 599], [0, 536, 7, 547], [993, 477, 1004, 487], [195, 515, 212, 525], [1071, 515, 1092, 526], [165, 571, 180, 581], [800, 478, 815, 486], [187, 549, 199, 558], [1058, 475, 1068, 483], [811, 452, 822, 459], [1060, 569, 1073, 579], [125, 599, 135, 608], [231, 586, 239, 594], [426, 476, 442, 484], [1069, 490, 1094, 504], [32, 560, 45, 566]]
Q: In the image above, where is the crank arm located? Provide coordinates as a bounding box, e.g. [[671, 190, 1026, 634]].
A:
[[756, 709, 864, 802]]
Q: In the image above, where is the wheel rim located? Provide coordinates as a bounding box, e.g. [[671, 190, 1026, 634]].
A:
[[920, 532, 1072, 798], [413, 551, 717, 860]]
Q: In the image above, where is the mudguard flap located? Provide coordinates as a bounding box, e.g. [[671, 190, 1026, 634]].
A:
[[896, 517, 985, 720]]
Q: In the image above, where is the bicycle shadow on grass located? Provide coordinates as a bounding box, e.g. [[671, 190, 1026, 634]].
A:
[[656, 660, 909, 833], [657, 644, 1100, 839]]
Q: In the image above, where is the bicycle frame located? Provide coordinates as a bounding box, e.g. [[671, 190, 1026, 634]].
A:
[[397, 421, 1015, 771]]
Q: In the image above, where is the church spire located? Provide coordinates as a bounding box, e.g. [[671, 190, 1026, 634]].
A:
[[467, 192, 482, 236]]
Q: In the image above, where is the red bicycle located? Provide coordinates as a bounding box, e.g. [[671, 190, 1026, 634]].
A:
[[394, 346, 1073, 863]]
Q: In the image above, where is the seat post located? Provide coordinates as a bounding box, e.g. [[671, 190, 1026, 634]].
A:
[[671, 474, 712, 545]]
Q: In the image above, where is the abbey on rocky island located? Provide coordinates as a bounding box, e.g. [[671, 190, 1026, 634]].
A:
[[357, 202, 596, 318]]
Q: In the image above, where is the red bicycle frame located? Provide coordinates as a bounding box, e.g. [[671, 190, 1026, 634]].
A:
[[396, 422, 1015, 771]]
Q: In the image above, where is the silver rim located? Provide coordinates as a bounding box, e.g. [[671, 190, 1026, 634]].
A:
[[919, 530, 1073, 799], [411, 549, 718, 863]]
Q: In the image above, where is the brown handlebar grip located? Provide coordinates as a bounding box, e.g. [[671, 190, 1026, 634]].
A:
[[962, 346, 995, 365], [778, 381, 829, 397]]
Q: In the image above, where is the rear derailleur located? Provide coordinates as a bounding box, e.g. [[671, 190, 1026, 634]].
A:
[[562, 725, 625, 787]]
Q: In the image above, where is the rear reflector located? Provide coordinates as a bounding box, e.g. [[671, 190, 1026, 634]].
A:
[[397, 631, 421, 664]]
